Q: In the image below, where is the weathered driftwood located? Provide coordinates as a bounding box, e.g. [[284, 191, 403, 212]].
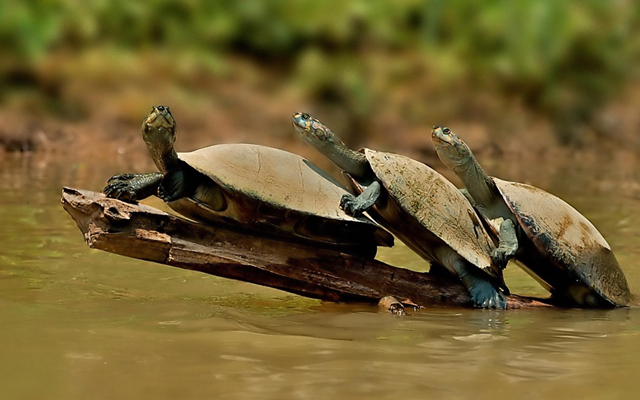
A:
[[61, 187, 552, 309]]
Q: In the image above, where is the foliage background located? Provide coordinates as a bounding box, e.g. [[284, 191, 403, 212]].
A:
[[1, 0, 639, 161]]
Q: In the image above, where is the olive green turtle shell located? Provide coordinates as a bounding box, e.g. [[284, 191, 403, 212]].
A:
[[494, 178, 631, 306], [346, 149, 501, 280], [170, 143, 393, 251]]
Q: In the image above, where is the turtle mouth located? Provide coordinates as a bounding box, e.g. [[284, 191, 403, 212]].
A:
[[292, 120, 305, 134], [145, 110, 175, 130], [431, 126, 456, 146], [155, 113, 172, 126], [431, 134, 451, 146]]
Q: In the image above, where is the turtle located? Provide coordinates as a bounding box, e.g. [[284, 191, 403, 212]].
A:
[[431, 125, 631, 307], [103, 105, 394, 258], [292, 112, 509, 309]]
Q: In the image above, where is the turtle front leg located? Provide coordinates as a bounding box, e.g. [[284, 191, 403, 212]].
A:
[[104, 172, 163, 203], [491, 219, 519, 269], [157, 168, 188, 203], [340, 181, 381, 217]]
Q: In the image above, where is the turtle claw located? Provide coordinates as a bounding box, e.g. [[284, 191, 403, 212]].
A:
[[458, 266, 507, 309], [107, 174, 136, 184], [378, 296, 406, 316], [340, 194, 362, 216], [157, 185, 169, 202], [490, 248, 511, 270], [103, 178, 138, 203], [387, 302, 406, 316], [467, 280, 507, 309], [105, 172, 163, 203], [157, 182, 181, 203]]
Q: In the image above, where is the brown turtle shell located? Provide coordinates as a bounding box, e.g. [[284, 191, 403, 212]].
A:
[[494, 178, 631, 306], [166, 144, 393, 253], [345, 149, 503, 282]]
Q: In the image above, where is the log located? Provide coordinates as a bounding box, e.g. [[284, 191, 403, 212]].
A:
[[61, 187, 552, 309]]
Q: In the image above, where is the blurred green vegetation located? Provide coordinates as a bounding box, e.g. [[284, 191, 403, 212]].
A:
[[1, 0, 639, 144]]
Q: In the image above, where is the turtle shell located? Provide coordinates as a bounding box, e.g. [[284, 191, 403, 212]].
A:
[[169, 144, 393, 251], [346, 149, 500, 279], [493, 178, 631, 306]]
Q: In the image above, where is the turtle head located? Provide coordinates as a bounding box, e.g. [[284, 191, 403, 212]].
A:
[[142, 105, 177, 149], [292, 112, 335, 150], [431, 125, 473, 171], [293, 112, 369, 176]]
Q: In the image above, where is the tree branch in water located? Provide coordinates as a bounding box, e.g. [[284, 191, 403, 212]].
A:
[[61, 187, 553, 309]]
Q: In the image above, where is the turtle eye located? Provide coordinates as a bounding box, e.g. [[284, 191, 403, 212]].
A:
[[443, 127, 451, 134], [301, 113, 309, 120]]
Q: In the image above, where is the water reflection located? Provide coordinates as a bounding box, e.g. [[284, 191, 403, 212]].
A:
[[1, 155, 639, 399]]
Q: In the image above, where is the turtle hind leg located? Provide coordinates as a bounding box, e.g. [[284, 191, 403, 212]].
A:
[[103, 172, 163, 203], [429, 263, 457, 280], [340, 181, 381, 217], [449, 258, 507, 309]]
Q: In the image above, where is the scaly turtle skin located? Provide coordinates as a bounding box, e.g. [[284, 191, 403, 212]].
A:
[[104, 106, 393, 258], [431, 126, 631, 307], [293, 112, 508, 309]]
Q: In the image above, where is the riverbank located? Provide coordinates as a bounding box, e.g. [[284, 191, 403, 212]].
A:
[[2, 48, 640, 204]]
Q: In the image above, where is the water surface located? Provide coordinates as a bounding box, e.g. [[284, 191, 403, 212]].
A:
[[1, 155, 639, 400]]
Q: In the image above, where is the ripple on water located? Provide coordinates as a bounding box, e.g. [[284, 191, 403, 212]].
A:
[[1, 156, 640, 400]]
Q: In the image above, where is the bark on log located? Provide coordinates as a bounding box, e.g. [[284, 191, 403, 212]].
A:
[[61, 187, 552, 309]]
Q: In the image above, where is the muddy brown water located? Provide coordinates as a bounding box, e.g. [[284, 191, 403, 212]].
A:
[[1, 154, 640, 400]]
